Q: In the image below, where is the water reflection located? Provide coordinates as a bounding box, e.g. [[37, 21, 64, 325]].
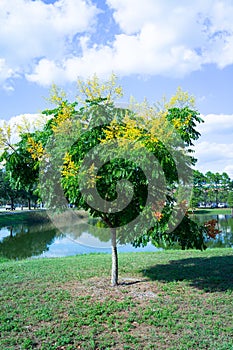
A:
[[0, 212, 159, 259], [0, 222, 60, 259], [191, 214, 233, 248], [0, 212, 232, 260]]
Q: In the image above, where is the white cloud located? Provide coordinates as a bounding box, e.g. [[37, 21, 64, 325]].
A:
[[197, 114, 233, 142], [27, 29, 203, 85], [107, 0, 207, 37], [0, 0, 99, 85], [2, 0, 233, 86], [224, 164, 233, 178], [194, 114, 233, 178], [26, 59, 66, 86], [0, 58, 15, 83]]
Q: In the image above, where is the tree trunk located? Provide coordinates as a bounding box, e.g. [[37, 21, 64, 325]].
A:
[[111, 227, 118, 286], [28, 198, 31, 210], [10, 197, 14, 210]]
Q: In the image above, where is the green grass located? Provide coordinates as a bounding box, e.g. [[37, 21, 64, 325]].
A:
[[0, 249, 233, 349], [0, 210, 50, 226], [192, 208, 231, 215], [0, 209, 88, 228]]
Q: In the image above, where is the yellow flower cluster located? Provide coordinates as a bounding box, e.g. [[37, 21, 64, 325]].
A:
[[0, 123, 12, 148], [183, 113, 192, 126], [122, 116, 143, 140], [62, 153, 79, 178], [77, 73, 123, 103], [51, 102, 73, 133], [100, 119, 121, 141], [171, 113, 192, 131], [48, 84, 67, 105], [27, 137, 44, 160], [172, 118, 183, 129], [85, 163, 102, 189], [166, 86, 195, 109], [101, 116, 160, 151], [101, 116, 143, 144]]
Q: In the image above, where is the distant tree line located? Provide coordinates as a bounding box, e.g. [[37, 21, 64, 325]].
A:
[[0, 168, 39, 210], [191, 170, 233, 209]]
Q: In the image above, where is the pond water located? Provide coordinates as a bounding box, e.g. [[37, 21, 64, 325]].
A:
[[0, 212, 159, 260], [0, 212, 232, 260], [191, 213, 233, 249]]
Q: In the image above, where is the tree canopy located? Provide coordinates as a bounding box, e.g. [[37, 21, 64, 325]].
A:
[[0, 75, 210, 285]]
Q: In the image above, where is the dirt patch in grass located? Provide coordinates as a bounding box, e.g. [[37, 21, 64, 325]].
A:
[[61, 276, 162, 302]]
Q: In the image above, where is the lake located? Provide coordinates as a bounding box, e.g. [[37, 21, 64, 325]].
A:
[[0, 211, 232, 260], [0, 211, 159, 259], [191, 213, 233, 249]]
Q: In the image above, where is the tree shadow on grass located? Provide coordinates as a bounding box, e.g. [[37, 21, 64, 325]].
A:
[[141, 255, 233, 292]]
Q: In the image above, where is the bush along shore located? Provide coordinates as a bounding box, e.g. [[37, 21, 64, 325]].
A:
[[0, 248, 233, 349]]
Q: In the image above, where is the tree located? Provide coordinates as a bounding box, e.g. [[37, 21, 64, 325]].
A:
[[227, 191, 233, 216], [205, 171, 231, 205], [218, 172, 232, 203], [0, 114, 49, 209], [1, 134, 40, 209], [191, 170, 232, 207], [5, 75, 206, 286], [190, 170, 207, 209], [0, 169, 18, 209]]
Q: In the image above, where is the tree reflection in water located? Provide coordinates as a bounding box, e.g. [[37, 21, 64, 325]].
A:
[[192, 214, 233, 248], [0, 222, 61, 259], [0, 213, 232, 260]]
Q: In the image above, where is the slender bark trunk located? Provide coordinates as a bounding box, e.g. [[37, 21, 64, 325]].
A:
[[10, 198, 14, 210], [111, 227, 118, 286], [28, 198, 31, 210]]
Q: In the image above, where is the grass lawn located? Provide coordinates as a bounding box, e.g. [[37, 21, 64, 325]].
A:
[[192, 208, 231, 215], [0, 209, 87, 227], [0, 210, 50, 226], [0, 249, 233, 349]]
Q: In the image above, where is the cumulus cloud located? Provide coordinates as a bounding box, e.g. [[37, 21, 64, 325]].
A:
[[0, 0, 98, 85], [0, 58, 15, 83], [194, 114, 233, 177], [1, 0, 233, 86]]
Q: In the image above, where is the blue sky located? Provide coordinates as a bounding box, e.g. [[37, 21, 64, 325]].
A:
[[0, 0, 233, 177]]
